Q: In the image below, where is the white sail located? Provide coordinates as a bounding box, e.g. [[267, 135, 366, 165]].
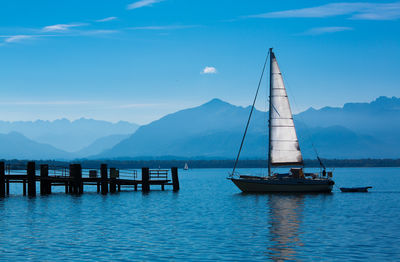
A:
[[269, 51, 303, 166]]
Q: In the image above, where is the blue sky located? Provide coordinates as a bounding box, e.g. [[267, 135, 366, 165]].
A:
[[1, 0, 400, 124]]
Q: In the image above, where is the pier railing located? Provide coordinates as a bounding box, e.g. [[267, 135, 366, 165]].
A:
[[0, 162, 179, 197], [149, 169, 169, 180]]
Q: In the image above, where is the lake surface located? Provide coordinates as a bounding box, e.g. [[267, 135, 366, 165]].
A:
[[0, 167, 399, 261]]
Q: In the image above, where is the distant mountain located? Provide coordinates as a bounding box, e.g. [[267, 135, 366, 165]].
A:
[[76, 134, 130, 158], [296, 96, 400, 135], [296, 96, 400, 152], [1, 97, 398, 160], [96, 99, 267, 159], [96, 97, 400, 159], [0, 132, 73, 160], [0, 118, 139, 152]]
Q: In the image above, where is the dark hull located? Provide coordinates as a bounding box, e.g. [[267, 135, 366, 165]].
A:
[[231, 177, 334, 193], [340, 187, 372, 192]]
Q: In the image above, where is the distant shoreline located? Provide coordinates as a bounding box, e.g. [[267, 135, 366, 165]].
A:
[[2, 159, 400, 169]]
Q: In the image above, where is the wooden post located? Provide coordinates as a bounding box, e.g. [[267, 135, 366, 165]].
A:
[[118, 183, 121, 192], [69, 164, 75, 193], [142, 167, 150, 192], [6, 179, 9, 195], [77, 164, 83, 194], [65, 182, 68, 193], [68, 181, 73, 193], [40, 164, 49, 195], [101, 164, 108, 194], [0, 162, 5, 197], [171, 167, 179, 191], [97, 182, 100, 193], [70, 164, 83, 194], [23, 180, 26, 196], [27, 162, 36, 196], [109, 168, 117, 193], [48, 180, 52, 194]]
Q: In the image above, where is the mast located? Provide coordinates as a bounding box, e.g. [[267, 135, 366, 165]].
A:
[[268, 48, 273, 176]]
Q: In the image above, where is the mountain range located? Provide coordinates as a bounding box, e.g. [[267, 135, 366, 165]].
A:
[[0, 118, 139, 152], [98, 96, 400, 160], [0, 96, 399, 160]]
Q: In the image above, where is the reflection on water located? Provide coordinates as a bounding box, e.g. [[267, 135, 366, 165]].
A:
[[267, 194, 304, 261]]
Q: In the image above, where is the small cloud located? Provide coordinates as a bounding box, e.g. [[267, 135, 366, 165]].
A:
[[128, 25, 198, 30], [0, 34, 59, 45], [4, 35, 35, 43], [79, 30, 119, 35], [116, 103, 167, 109], [127, 0, 163, 10], [201, 66, 217, 74], [303, 26, 353, 35], [0, 101, 92, 106], [96, 16, 118, 22], [42, 23, 86, 32], [247, 2, 400, 21]]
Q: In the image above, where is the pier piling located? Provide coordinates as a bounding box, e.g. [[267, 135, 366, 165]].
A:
[[0, 162, 5, 197], [142, 167, 150, 192], [70, 164, 83, 194], [23, 180, 26, 196], [27, 162, 36, 197], [40, 164, 49, 195], [109, 168, 117, 193], [171, 167, 180, 191], [6, 179, 9, 195], [100, 164, 108, 194]]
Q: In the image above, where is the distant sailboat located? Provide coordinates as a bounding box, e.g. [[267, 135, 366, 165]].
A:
[[184, 163, 189, 170], [229, 49, 334, 193]]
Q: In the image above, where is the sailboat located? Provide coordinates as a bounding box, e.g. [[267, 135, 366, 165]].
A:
[[184, 163, 189, 170], [229, 49, 334, 193]]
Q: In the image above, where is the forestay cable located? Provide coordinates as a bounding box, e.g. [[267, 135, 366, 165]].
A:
[[230, 50, 270, 177]]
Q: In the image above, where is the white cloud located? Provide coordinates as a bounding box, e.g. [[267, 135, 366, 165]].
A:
[[249, 2, 400, 20], [202, 66, 217, 74], [4, 35, 35, 43], [79, 30, 119, 35], [96, 16, 118, 22], [116, 103, 168, 109], [127, 0, 163, 10], [42, 23, 86, 32], [0, 34, 60, 45], [128, 25, 197, 30], [0, 101, 92, 106], [303, 26, 353, 35]]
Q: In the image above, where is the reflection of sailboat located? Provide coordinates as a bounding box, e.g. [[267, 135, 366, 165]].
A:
[[267, 194, 304, 261], [184, 163, 189, 170], [230, 49, 334, 192]]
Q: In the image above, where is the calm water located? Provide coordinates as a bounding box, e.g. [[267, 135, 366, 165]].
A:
[[0, 167, 399, 261]]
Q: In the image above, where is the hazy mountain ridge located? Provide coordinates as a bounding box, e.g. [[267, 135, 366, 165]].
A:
[[97, 96, 400, 159], [296, 96, 400, 151], [97, 99, 267, 159], [0, 132, 74, 160], [0, 97, 398, 160], [76, 134, 130, 158], [0, 118, 139, 152]]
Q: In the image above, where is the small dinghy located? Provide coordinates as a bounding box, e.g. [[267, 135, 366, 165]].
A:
[[340, 187, 372, 192]]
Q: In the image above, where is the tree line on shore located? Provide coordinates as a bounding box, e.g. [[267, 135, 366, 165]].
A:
[[2, 158, 400, 170]]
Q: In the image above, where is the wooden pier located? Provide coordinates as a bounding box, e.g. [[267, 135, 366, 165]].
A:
[[0, 161, 179, 197]]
